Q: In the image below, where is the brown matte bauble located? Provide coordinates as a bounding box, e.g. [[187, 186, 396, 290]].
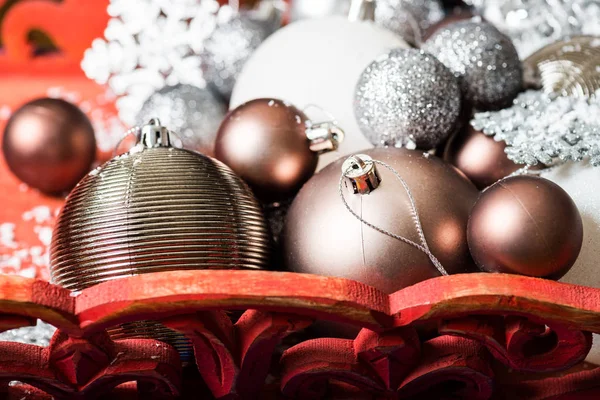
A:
[[282, 147, 479, 294], [2, 98, 96, 195], [215, 98, 317, 202], [444, 125, 534, 189], [468, 175, 583, 279]]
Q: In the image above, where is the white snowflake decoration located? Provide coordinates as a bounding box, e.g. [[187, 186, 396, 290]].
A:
[[472, 90, 600, 166], [81, 0, 221, 125]]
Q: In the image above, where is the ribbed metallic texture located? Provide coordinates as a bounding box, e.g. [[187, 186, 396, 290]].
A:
[[50, 145, 271, 360]]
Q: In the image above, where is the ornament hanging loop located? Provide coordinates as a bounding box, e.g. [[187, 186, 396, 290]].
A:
[[342, 154, 380, 194], [339, 155, 449, 277], [348, 0, 375, 21]]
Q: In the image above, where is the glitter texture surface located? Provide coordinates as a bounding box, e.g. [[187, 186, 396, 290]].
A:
[[423, 21, 522, 110], [136, 84, 227, 155], [471, 89, 600, 166], [201, 13, 274, 99], [465, 0, 600, 58], [374, 0, 444, 45], [354, 48, 461, 149], [0, 320, 56, 347]]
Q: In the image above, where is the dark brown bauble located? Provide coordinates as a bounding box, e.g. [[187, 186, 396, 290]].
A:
[[468, 175, 583, 279], [282, 147, 479, 294], [2, 98, 96, 195], [444, 124, 536, 189], [215, 98, 318, 202], [423, 8, 474, 41]]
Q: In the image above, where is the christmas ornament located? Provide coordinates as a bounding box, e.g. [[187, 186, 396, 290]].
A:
[[423, 8, 475, 41], [374, 0, 444, 45], [215, 98, 344, 202], [468, 175, 583, 279], [282, 148, 478, 294], [542, 161, 600, 365], [135, 84, 227, 156], [423, 20, 522, 110], [230, 0, 409, 170], [444, 125, 533, 189], [354, 48, 461, 149], [201, 9, 275, 99], [464, 0, 600, 58], [82, 0, 223, 125], [2, 98, 96, 195], [0, 320, 56, 347], [50, 119, 270, 359], [523, 36, 600, 99], [471, 89, 600, 166], [289, 0, 351, 21]]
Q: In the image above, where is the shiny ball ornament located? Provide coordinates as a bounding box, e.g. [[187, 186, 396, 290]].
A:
[[374, 0, 444, 45], [2, 98, 96, 195], [201, 13, 273, 99], [444, 125, 531, 189], [542, 162, 600, 365], [215, 98, 343, 202], [354, 48, 461, 149], [136, 84, 226, 157], [230, 16, 408, 170], [289, 0, 351, 21], [423, 21, 523, 110], [468, 175, 583, 279], [50, 119, 270, 359], [283, 147, 479, 294]]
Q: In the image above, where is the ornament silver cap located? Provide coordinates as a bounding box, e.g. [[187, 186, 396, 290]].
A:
[[342, 154, 380, 194], [139, 118, 172, 148], [348, 0, 375, 22], [306, 121, 345, 154]]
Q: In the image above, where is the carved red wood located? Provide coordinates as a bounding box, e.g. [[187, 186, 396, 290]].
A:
[[0, 271, 597, 399]]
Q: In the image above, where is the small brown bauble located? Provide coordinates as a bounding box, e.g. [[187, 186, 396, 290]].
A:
[[2, 98, 96, 195], [468, 176, 583, 279], [282, 147, 479, 294], [444, 124, 535, 189], [215, 98, 318, 202]]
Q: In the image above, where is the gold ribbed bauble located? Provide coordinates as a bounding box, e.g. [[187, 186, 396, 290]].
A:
[[50, 119, 271, 361]]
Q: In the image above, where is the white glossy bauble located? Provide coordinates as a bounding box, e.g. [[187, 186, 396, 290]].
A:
[[542, 162, 600, 365], [230, 16, 408, 170], [289, 0, 351, 21]]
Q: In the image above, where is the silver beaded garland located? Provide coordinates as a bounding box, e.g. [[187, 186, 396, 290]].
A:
[[201, 13, 273, 99], [374, 0, 444, 45], [423, 21, 523, 110], [354, 48, 461, 149], [136, 84, 227, 155]]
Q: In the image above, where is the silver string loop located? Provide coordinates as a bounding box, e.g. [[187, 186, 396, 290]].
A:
[[339, 158, 448, 276]]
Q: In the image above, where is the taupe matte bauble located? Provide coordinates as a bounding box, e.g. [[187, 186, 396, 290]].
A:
[[215, 98, 342, 202], [283, 147, 479, 294], [468, 175, 583, 279], [444, 125, 531, 189], [2, 98, 96, 195]]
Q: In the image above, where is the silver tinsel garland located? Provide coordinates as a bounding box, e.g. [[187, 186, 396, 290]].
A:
[[471, 90, 600, 166], [0, 320, 56, 347]]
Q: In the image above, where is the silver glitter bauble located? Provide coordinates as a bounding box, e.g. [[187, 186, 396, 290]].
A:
[[136, 84, 227, 156], [0, 320, 56, 347], [374, 0, 444, 45], [423, 21, 523, 110], [201, 14, 273, 99], [289, 0, 351, 21], [354, 48, 461, 149]]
